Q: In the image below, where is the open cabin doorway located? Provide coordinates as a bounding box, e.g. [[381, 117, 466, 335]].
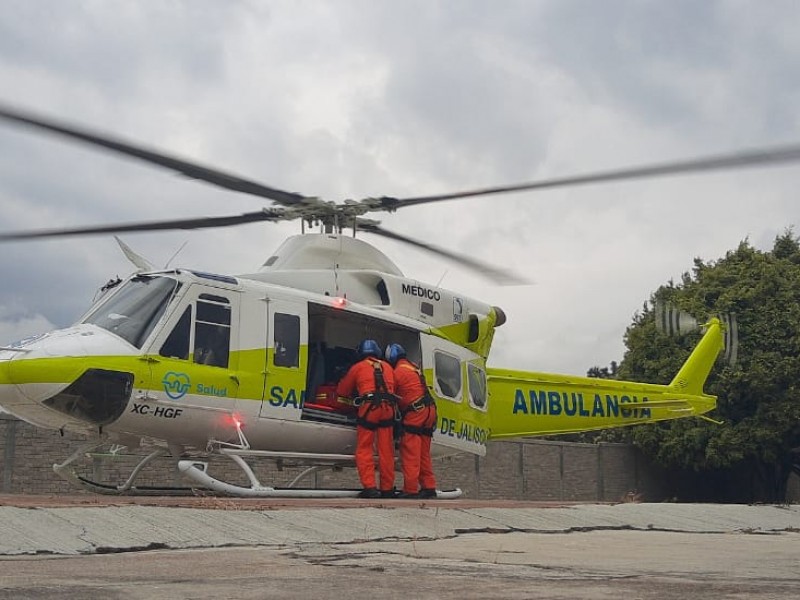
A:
[[301, 303, 420, 425]]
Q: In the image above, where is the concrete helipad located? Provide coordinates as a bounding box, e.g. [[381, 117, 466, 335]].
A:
[[0, 498, 798, 599]]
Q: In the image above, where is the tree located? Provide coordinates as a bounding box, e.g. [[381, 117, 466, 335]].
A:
[[617, 230, 800, 501], [587, 361, 618, 379]]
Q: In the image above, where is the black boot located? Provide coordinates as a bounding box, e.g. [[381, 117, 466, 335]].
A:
[[397, 491, 420, 499], [359, 487, 381, 499], [419, 488, 437, 499], [380, 489, 397, 498]]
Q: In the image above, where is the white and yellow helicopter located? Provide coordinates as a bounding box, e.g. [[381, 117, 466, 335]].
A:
[[0, 105, 793, 498]]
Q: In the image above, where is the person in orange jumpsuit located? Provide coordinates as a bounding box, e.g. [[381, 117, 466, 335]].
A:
[[385, 343, 437, 499], [336, 339, 397, 498]]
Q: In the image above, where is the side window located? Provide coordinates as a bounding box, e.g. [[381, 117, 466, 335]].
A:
[[467, 363, 487, 411], [159, 306, 191, 360], [433, 351, 462, 401], [274, 313, 300, 368], [193, 294, 231, 368]]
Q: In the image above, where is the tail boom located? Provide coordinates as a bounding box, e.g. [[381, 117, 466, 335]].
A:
[[487, 318, 723, 440]]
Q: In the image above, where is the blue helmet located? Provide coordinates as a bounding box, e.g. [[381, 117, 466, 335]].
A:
[[384, 343, 406, 366], [356, 339, 382, 360]]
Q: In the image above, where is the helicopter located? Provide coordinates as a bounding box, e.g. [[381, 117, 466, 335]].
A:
[[0, 104, 794, 498]]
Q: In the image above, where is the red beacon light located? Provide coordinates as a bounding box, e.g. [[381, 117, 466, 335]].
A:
[[223, 412, 245, 430], [219, 412, 250, 449], [331, 296, 347, 309]]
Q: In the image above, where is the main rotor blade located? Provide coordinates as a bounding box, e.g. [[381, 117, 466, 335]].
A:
[[0, 104, 307, 207], [357, 221, 529, 286], [0, 209, 285, 241], [376, 143, 800, 209]]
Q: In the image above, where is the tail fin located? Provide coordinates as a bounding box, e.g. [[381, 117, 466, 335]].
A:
[[668, 317, 724, 395]]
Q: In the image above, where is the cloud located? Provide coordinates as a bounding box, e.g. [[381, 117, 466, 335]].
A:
[[0, 1, 798, 377], [0, 306, 56, 346]]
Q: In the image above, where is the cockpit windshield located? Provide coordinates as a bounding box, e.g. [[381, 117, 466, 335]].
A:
[[83, 275, 180, 348]]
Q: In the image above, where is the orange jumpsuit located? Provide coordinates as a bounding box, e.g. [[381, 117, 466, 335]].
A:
[[393, 358, 437, 495], [336, 357, 397, 492]]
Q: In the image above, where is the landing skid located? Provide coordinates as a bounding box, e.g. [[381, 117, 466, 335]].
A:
[[52, 441, 462, 499], [177, 460, 462, 499], [53, 440, 211, 496], [73, 476, 204, 496], [178, 460, 363, 498]]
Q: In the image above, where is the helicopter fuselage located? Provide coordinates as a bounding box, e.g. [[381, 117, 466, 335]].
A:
[[0, 262, 496, 460], [0, 234, 725, 500]]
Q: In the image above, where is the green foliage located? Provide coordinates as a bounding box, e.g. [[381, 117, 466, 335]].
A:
[[586, 361, 618, 379], [613, 230, 800, 501]]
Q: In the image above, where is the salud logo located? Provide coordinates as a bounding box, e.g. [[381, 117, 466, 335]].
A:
[[162, 372, 191, 400]]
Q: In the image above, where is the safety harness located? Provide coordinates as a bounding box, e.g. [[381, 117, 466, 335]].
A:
[[398, 361, 437, 437], [354, 358, 398, 430]]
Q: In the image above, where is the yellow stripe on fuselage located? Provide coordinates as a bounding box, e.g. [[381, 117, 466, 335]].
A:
[[4, 351, 272, 402]]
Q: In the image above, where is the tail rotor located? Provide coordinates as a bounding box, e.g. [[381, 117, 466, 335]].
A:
[[654, 300, 738, 365]]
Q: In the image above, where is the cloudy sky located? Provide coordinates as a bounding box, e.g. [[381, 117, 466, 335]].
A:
[[0, 0, 798, 377]]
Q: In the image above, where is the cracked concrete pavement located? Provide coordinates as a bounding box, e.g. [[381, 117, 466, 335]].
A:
[[1, 502, 798, 598]]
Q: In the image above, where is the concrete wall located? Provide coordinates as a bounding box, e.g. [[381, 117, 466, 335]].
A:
[[1, 413, 669, 501]]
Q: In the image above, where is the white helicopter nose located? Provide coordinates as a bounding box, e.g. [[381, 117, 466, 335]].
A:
[[0, 348, 59, 424], [20, 326, 96, 357], [0, 325, 138, 429]]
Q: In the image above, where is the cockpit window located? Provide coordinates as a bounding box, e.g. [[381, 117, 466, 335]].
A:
[[160, 306, 191, 360], [84, 276, 180, 348]]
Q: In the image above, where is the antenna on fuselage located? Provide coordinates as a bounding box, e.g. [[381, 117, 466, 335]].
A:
[[164, 240, 189, 269]]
